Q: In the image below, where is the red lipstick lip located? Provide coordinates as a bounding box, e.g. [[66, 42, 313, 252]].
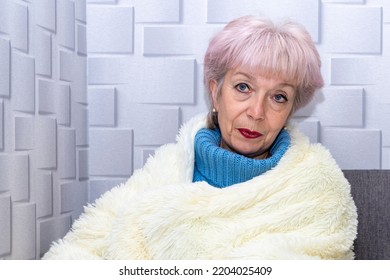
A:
[[238, 128, 262, 139]]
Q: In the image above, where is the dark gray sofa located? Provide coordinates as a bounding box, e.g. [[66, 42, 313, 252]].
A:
[[343, 170, 390, 260]]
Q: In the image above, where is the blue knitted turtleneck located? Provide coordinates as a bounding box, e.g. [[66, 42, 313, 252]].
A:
[[192, 128, 291, 188]]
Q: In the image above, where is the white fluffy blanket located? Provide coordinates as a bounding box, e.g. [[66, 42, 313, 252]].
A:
[[43, 114, 357, 260]]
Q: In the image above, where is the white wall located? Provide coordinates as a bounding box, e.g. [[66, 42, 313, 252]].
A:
[[0, 0, 87, 259], [1, 0, 389, 259]]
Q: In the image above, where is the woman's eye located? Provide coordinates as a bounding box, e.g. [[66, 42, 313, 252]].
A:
[[274, 93, 288, 103], [235, 83, 250, 93]]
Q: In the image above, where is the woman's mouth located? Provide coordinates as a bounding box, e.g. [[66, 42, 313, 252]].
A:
[[238, 128, 262, 139]]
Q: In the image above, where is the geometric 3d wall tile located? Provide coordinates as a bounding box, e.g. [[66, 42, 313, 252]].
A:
[[0, 195, 11, 256], [75, 0, 87, 23], [90, 57, 195, 104], [330, 57, 383, 85], [38, 215, 71, 257], [35, 118, 57, 169], [207, 0, 320, 42], [59, 51, 73, 82], [315, 88, 364, 127], [117, 104, 179, 146], [78, 149, 88, 181], [88, 179, 125, 204], [323, 5, 382, 53], [71, 55, 87, 105], [143, 26, 221, 60], [57, 0, 75, 50], [0, 101, 3, 150], [321, 128, 381, 169], [89, 88, 116, 126], [10, 2, 28, 52], [11, 203, 36, 259], [293, 118, 320, 143], [12, 53, 35, 113], [322, 0, 364, 2], [77, 24, 87, 55], [0, 154, 29, 201], [38, 80, 56, 114], [72, 103, 88, 146], [35, 172, 52, 218], [34, 29, 52, 76], [57, 128, 76, 179], [60, 181, 88, 217], [0, 38, 10, 97], [133, 0, 180, 23], [14, 117, 35, 151], [57, 84, 71, 126], [89, 129, 133, 176], [34, 0, 56, 32], [88, 6, 133, 53]]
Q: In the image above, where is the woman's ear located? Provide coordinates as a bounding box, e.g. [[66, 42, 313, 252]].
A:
[[210, 79, 218, 110]]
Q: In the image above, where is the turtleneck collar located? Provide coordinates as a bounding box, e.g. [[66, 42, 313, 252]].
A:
[[192, 128, 291, 188]]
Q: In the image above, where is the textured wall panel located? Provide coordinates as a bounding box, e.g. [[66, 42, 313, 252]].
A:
[[57, 84, 71, 126], [35, 118, 57, 169], [38, 215, 71, 257], [330, 57, 385, 86], [0, 154, 29, 201], [323, 5, 382, 53], [88, 179, 125, 203], [323, 0, 364, 2], [72, 103, 88, 146], [60, 181, 88, 218], [88, 0, 117, 3], [133, 0, 180, 23], [58, 128, 76, 179], [75, 0, 86, 23], [0, 0, 10, 34], [35, 172, 53, 218], [59, 51, 73, 82], [89, 57, 196, 104], [315, 88, 364, 127], [57, 0, 75, 50], [71, 55, 88, 105], [77, 24, 87, 55], [88, 6, 133, 53], [0, 101, 3, 150], [35, 0, 56, 31], [34, 29, 52, 76], [14, 117, 34, 151], [89, 88, 116, 126], [10, 2, 28, 52], [0, 38, 10, 97], [10, 203, 36, 259], [143, 26, 221, 59], [294, 118, 320, 143], [118, 104, 180, 146], [89, 129, 133, 176], [321, 128, 381, 169], [38, 80, 56, 114], [12, 53, 35, 113], [79, 149, 89, 180], [0, 196, 11, 256], [207, 0, 320, 42]]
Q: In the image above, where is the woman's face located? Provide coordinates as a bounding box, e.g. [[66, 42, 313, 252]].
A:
[[211, 68, 296, 159]]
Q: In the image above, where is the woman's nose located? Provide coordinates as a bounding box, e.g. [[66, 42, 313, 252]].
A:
[[247, 96, 265, 120]]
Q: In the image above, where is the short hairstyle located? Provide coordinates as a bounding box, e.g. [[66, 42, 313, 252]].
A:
[[204, 15, 324, 128]]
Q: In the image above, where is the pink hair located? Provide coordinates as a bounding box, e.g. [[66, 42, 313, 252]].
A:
[[204, 16, 324, 128]]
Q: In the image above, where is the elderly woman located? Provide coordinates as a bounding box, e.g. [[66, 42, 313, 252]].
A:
[[43, 16, 357, 260]]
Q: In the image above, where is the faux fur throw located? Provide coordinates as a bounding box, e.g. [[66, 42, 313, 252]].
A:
[[43, 114, 358, 260]]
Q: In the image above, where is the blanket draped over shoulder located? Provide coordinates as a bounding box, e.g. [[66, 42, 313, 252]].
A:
[[43, 114, 358, 260]]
